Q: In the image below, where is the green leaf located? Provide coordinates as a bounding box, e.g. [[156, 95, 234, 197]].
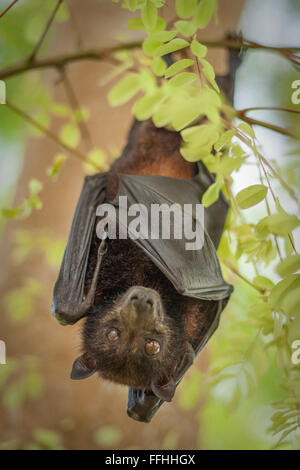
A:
[[151, 56, 167, 76], [72, 107, 90, 123], [194, 0, 217, 28], [123, 0, 138, 12], [84, 148, 107, 174], [148, 30, 177, 42], [169, 72, 197, 87], [200, 58, 220, 92], [154, 38, 189, 57], [181, 123, 219, 147], [141, 1, 157, 31], [175, 0, 197, 19], [171, 103, 202, 131], [47, 154, 68, 180], [190, 39, 207, 58], [253, 275, 274, 290], [153, 16, 166, 31], [277, 255, 300, 278], [93, 426, 122, 447], [257, 213, 300, 236], [2, 208, 22, 219], [238, 122, 256, 139], [269, 274, 300, 309], [202, 181, 222, 207], [127, 17, 144, 30], [175, 20, 197, 37], [281, 287, 300, 316], [142, 37, 162, 56], [214, 130, 236, 151], [164, 58, 195, 78], [29, 178, 43, 195], [180, 143, 212, 162], [152, 102, 172, 127], [108, 74, 141, 106], [133, 89, 165, 120], [34, 429, 62, 450], [59, 123, 80, 148], [236, 184, 268, 209]]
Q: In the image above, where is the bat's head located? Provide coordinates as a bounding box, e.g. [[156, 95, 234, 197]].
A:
[[70, 238, 198, 401], [70, 285, 186, 401]]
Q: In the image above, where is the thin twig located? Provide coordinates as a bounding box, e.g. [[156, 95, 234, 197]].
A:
[[257, 157, 283, 261], [222, 260, 264, 294], [223, 117, 300, 212], [6, 100, 101, 171], [0, 0, 18, 19], [28, 0, 64, 63], [67, 0, 84, 49], [59, 66, 94, 151], [236, 113, 300, 139], [238, 106, 300, 116], [234, 125, 299, 254]]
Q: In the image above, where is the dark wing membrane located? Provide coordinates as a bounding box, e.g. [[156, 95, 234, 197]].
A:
[[52, 173, 107, 324], [111, 169, 232, 301]]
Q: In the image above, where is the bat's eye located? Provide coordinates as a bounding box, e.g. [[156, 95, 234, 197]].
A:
[[107, 328, 120, 343], [145, 339, 160, 356]]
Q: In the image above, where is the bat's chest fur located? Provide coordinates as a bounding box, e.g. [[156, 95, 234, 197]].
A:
[[86, 237, 184, 313]]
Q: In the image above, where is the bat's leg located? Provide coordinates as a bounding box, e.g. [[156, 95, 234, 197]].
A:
[[77, 235, 108, 316], [54, 236, 107, 325]]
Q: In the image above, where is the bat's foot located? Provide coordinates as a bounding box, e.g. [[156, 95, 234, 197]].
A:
[[127, 388, 163, 423]]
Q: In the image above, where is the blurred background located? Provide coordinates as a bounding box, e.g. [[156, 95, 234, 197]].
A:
[[0, 0, 299, 450]]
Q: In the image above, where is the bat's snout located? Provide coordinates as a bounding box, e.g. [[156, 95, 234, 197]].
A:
[[129, 287, 156, 314]]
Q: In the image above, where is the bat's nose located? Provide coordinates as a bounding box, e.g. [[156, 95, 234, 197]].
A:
[[130, 288, 154, 312]]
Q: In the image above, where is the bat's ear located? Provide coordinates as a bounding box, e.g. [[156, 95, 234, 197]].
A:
[[151, 377, 176, 402], [70, 352, 97, 380]]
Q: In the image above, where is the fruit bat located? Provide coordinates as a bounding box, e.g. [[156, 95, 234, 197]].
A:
[[51, 43, 240, 422], [51, 118, 233, 422]]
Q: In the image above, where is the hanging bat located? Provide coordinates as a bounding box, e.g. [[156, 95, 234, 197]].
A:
[[51, 43, 242, 421], [51, 118, 232, 422]]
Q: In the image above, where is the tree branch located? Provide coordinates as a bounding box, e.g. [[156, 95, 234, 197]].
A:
[[0, 42, 141, 80], [5, 100, 101, 171], [238, 106, 300, 116], [28, 0, 64, 63], [236, 113, 300, 139], [0, 0, 19, 19], [0, 38, 299, 81], [222, 260, 264, 294]]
